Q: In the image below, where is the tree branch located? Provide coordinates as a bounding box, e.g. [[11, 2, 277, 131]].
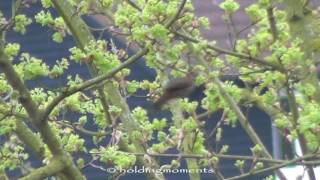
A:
[[175, 31, 286, 73], [213, 77, 287, 179], [0, 34, 84, 180], [41, 48, 148, 122], [19, 157, 65, 180], [126, 152, 320, 165], [225, 153, 319, 180]]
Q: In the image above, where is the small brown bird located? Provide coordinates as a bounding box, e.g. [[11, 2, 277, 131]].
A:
[[154, 74, 196, 109]]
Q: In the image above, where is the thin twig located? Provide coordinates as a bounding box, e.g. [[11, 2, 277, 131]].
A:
[[89, 151, 320, 165], [208, 110, 227, 138], [175, 31, 286, 73], [225, 153, 319, 180]]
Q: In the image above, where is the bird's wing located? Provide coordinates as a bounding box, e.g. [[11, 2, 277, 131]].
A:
[[164, 77, 193, 91]]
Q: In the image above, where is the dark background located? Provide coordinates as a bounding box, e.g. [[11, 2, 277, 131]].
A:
[[1, 1, 273, 179]]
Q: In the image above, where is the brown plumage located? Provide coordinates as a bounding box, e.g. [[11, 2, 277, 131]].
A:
[[154, 74, 196, 109]]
